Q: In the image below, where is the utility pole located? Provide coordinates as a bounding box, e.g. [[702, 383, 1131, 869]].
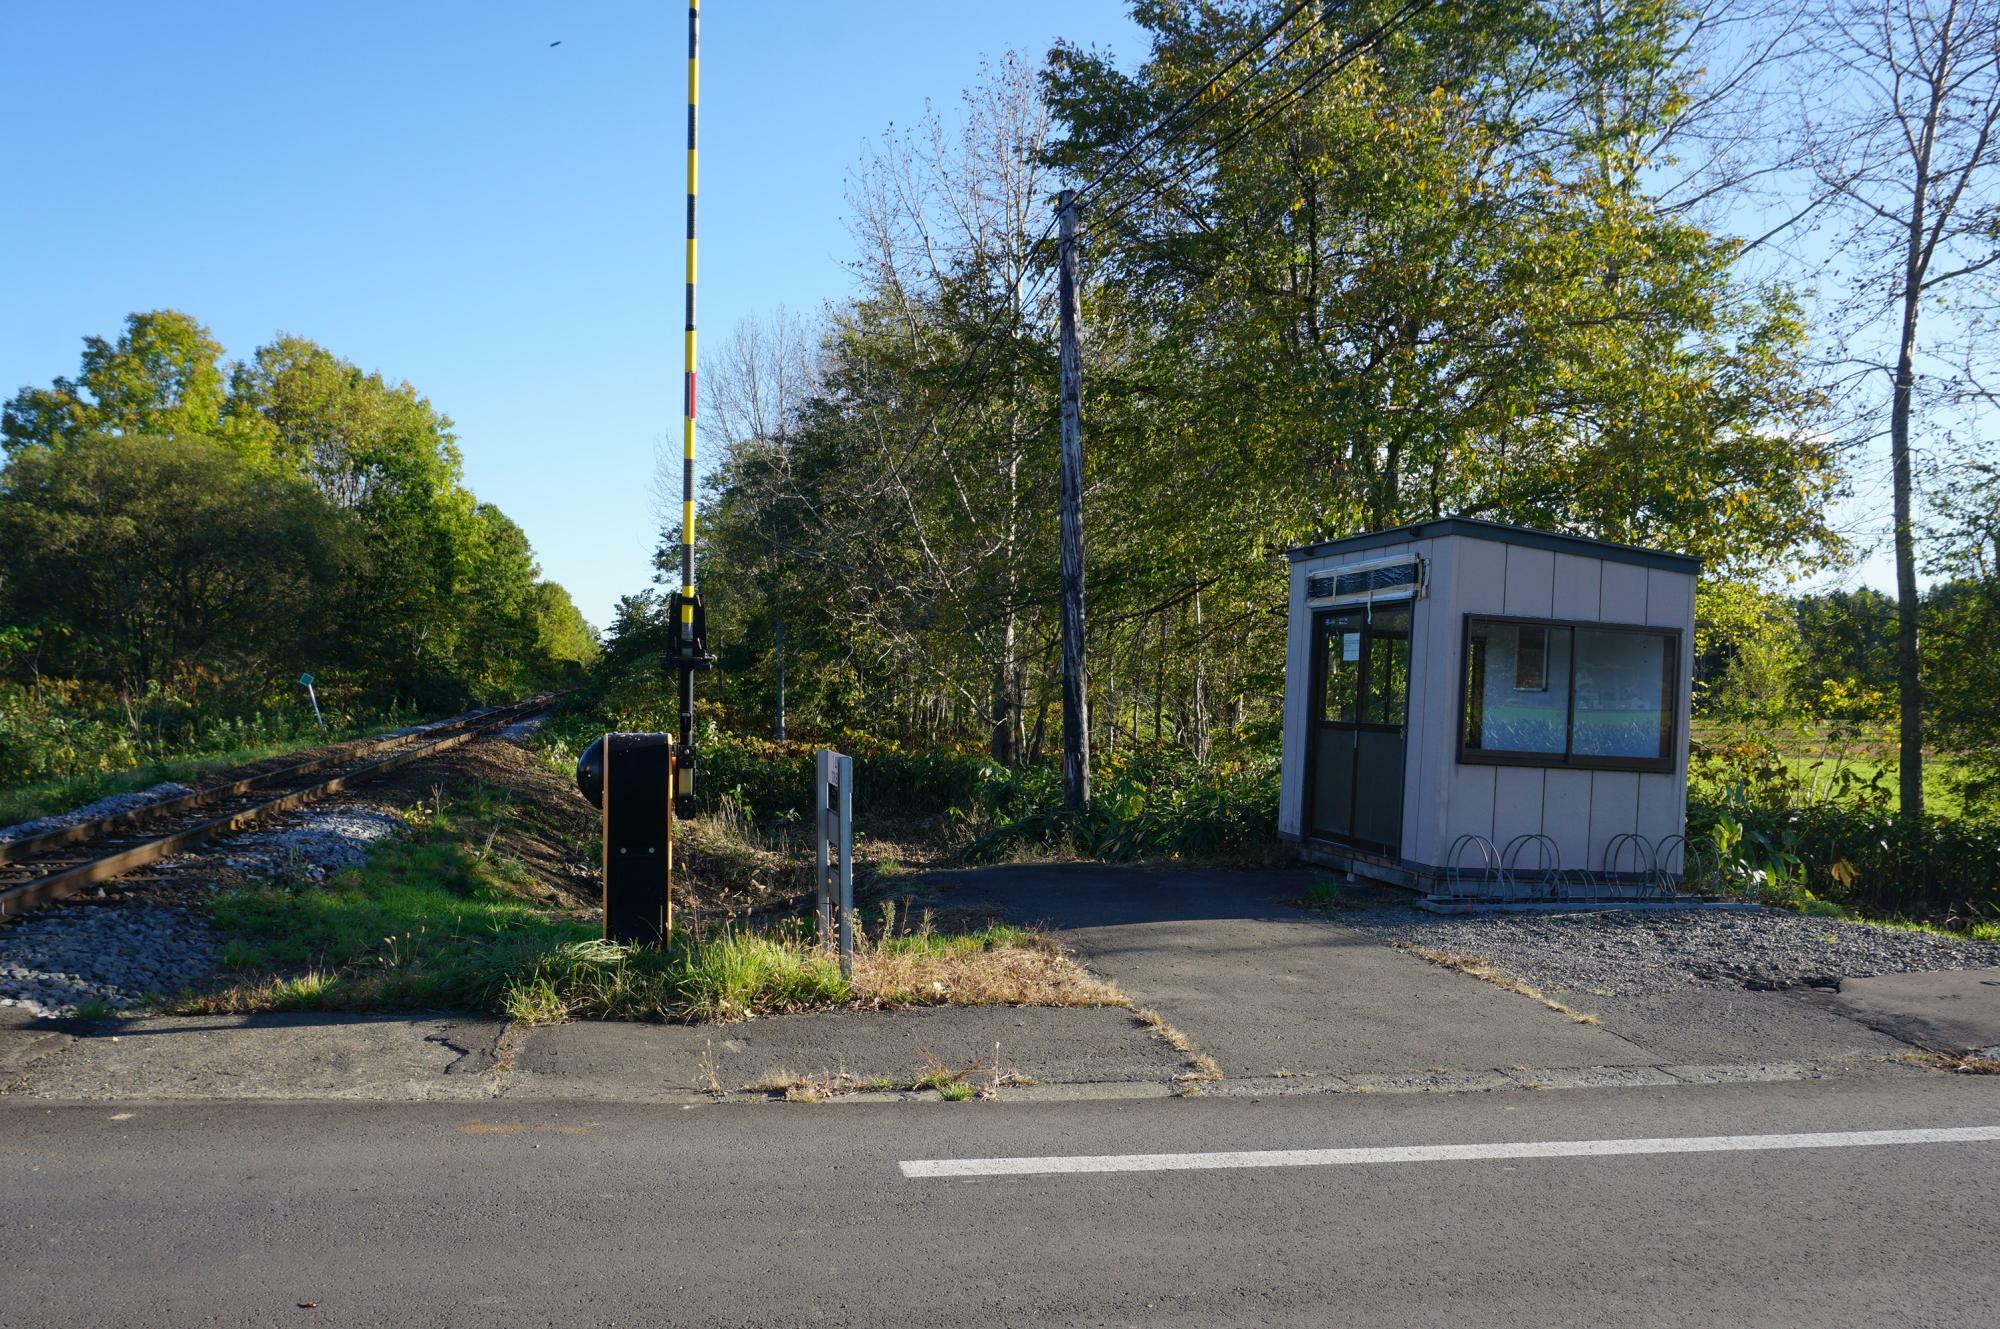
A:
[[773, 617, 786, 741], [1056, 189, 1091, 810]]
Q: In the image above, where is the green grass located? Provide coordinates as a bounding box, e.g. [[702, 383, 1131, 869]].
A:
[[1302, 877, 1345, 910], [498, 932, 849, 1023], [193, 783, 1094, 1025], [1771, 754, 1973, 817], [1814, 908, 2000, 945], [195, 785, 853, 1023], [873, 922, 1037, 958], [0, 721, 416, 829]]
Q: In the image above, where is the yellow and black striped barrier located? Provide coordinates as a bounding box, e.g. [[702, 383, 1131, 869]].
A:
[[664, 0, 713, 821]]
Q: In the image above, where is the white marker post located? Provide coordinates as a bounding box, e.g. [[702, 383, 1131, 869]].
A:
[[299, 672, 323, 729], [816, 750, 855, 978]]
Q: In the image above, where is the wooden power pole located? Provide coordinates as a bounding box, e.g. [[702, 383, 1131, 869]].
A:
[[1056, 189, 1091, 810]]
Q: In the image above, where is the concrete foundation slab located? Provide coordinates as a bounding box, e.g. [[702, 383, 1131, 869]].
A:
[[1821, 968, 2000, 1054], [923, 863, 1654, 1079], [11, 1013, 507, 1100]]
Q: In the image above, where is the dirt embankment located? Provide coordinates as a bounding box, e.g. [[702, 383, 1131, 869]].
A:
[[346, 738, 601, 906]]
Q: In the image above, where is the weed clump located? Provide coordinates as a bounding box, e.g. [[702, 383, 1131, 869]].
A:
[[192, 792, 1118, 1025]]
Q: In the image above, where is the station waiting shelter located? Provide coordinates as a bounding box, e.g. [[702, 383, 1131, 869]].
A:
[[1277, 517, 1698, 903]]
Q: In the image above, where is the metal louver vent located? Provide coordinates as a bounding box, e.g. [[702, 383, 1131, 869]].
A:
[[1306, 555, 1426, 607]]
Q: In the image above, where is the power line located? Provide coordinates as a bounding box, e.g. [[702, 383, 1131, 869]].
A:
[[879, 2, 1416, 475], [901, 3, 1342, 429], [1088, 0, 1430, 243], [1068, 0, 1319, 213]]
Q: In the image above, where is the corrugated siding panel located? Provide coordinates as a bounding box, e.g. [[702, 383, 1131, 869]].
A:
[[1551, 553, 1602, 619], [1456, 537, 1512, 614], [1542, 769, 1593, 873], [1637, 773, 1683, 860], [1599, 560, 1649, 624], [1441, 537, 1508, 863], [1587, 770, 1642, 873], [1441, 762, 1497, 873], [1642, 566, 1697, 852], [1492, 766, 1547, 862], [1502, 545, 1555, 617], [1408, 536, 1458, 866]]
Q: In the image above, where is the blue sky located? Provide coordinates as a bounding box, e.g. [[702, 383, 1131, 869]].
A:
[[1, 1, 1144, 629], [4, 2, 1906, 629]]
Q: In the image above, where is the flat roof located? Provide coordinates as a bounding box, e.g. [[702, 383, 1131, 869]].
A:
[[1285, 516, 1701, 574]]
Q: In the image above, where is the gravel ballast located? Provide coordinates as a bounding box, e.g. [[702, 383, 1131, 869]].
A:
[[0, 904, 219, 1018], [0, 782, 194, 844], [1339, 907, 2000, 995], [0, 807, 410, 1018], [221, 808, 406, 880]]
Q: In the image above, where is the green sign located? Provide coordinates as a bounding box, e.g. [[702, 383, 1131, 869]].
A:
[[299, 673, 314, 687]]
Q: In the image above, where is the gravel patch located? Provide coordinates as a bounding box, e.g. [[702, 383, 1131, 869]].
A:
[[0, 904, 218, 1018], [496, 714, 545, 742], [1340, 907, 2000, 996], [220, 807, 406, 880], [385, 706, 484, 737], [0, 782, 194, 843]]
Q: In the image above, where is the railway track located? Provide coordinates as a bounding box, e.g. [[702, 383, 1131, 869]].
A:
[[0, 695, 561, 919]]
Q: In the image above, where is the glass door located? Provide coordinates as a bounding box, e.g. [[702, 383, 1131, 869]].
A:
[[1308, 604, 1411, 851]]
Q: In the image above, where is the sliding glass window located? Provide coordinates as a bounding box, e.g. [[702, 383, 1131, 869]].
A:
[[1460, 616, 1678, 772]]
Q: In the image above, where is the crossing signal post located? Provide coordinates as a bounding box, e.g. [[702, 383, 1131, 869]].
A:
[[575, 733, 673, 945], [664, 0, 714, 820], [571, 3, 708, 942]]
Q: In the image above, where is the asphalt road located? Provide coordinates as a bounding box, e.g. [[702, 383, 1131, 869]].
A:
[[7, 1073, 1997, 1327]]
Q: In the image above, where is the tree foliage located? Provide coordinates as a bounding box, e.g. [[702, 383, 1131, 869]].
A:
[[688, 3, 1839, 763], [0, 311, 596, 717]]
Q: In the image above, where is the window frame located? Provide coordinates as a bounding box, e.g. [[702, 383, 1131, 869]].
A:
[[1455, 613, 1681, 775], [1313, 605, 1413, 734]]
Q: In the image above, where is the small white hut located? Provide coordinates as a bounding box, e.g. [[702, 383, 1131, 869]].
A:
[[1278, 518, 1698, 902]]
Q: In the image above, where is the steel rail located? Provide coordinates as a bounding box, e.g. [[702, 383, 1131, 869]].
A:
[[0, 695, 560, 918], [0, 703, 531, 867]]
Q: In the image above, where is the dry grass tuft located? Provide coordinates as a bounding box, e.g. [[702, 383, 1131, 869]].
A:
[[1129, 1006, 1224, 1084], [740, 1044, 1036, 1102], [1390, 942, 1601, 1024], [1130, 1006, 1195, 1052], [743, 1067, 885, 1101], [1900, 1049, 2000, 1075], [853, 935, 1123, 1009]]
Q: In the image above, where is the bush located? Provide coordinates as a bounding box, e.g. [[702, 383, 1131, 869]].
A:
[[0, 680, 422, 826], [964, 743, 1279, 864], [1687, 733, 2000, 924], [537, 694, 988, 824], [1688, 794, 2000, 925]]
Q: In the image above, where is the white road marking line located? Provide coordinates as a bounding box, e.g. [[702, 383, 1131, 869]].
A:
[[898, 1125, 2000, 1179]]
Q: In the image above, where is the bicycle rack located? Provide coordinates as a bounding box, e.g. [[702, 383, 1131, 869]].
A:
[[1500, 833, 1562, 902], [1552, 866, 1599, 901], [1444, 834, 1500, 900], [1649, 833, 1691, 899], [1602, 833, 1658, 897]]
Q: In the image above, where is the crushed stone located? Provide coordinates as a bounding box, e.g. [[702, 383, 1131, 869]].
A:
[[496, 715, 546, 742], [0, 782, 194, 844], [1339, 907, 2000, 995], [0, 904, 218, 1018], [220, 807, 406, 880]]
